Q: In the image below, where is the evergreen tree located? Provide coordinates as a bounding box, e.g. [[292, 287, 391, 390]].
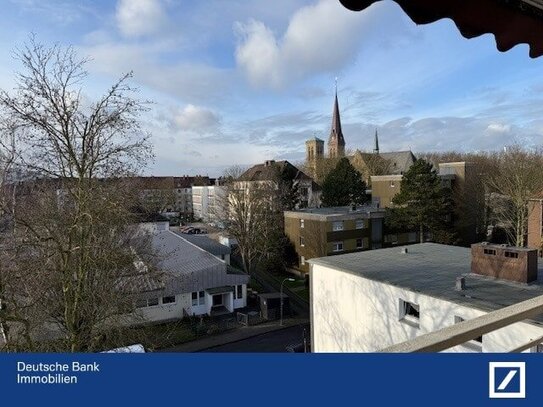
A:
[[321, 157, 367, 207], [386, 159, 454, 243]]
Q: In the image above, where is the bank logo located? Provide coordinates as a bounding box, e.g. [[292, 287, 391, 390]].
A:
[[489, 362, 525, 399]]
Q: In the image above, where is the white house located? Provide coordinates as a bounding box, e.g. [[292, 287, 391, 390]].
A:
[[132, 224, 248, 323], [309, 243, 543, 353]]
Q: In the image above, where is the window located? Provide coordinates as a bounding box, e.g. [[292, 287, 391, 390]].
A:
[[504, 251, 519, 259], [531, 343, 543, 353], [399, 299, 419, 326], [162, 296, 176, 305], [454, 316, 482, 346], [355, 220, 365, 229], [135, 299, 147, 309], [408, 232, 417, 243], [300, 256, 305, 266], [483, 248, 496, 255], [300, 236, 305, 247], [356, 238, 363, 249], [192, 292, 198, 306], [300, 219, 304, 228], [332, 221, 344, 231], [385, 234, 398, 244], [199, 291, 205, 306], [332, 241, 343, 252], [237, 285, 243, 299], [147, 298, 159, 307]]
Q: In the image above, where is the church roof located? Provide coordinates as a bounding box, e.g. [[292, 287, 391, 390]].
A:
[[339, 0, 543, 58], [352, 150, 416, 175], [238, 160, 313, 182]]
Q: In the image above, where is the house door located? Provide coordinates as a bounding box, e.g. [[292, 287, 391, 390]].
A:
[[212, 294, 223, 307]]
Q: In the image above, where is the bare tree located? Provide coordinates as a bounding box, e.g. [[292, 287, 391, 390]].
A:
[[0, 37, 156, 352], [486, 146, 543, 246]]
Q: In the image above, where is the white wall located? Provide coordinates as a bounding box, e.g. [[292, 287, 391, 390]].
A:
[[233, 284, 247, 309], [311, 264, 543, 353], [135, 293, 190, 323]]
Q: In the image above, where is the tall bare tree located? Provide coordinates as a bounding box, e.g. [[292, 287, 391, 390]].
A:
[[0, 37, 155, 352]]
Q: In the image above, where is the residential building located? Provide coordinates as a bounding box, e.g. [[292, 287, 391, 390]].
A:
[[284, 205, 386, 274], [528, 198, 543, 255], [135, 176, 213, 218], [371, 161, 483, 245], [309, 242, 543, 352], [132, 224, 248, 323], [192, 184, 226, 222], [237, 160, 320, 208]]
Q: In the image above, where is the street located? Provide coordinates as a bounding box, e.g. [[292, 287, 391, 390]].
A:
[[201, 324, 310, 353]]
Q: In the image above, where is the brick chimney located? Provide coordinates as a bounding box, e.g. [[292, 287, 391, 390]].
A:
[[471, 243, 538, 283]]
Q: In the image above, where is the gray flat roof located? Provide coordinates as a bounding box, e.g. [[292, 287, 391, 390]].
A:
[[171, 231, 231, 256], [308, 243, 543, 324]]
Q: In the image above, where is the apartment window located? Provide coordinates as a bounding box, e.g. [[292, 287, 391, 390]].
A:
[[147, 298, 159, 307], [399, 299, 419, 326], [300, 256, 305, 266], [483, 248, 496, 255], [332, 221, 344, 231], [332, 241, 344, 252], [237, 285, 243, 299], [135, 299, 147, 309], [504, 251, 519, 259], [355, 220, 365, 229], [300, 236, 305, 247], [408, 232, 417, 243], [356, 238, 363, 249], [385, 234, 398, 244], [162, 296, 176, 305], [300, 219, 305, 228]]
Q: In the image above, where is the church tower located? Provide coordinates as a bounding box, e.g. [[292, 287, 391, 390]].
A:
[[306, 137, 324, 162], [328, 90, 346, 158]]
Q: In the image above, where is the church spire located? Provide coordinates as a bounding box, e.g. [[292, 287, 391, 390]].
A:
[[373, 129, 379, 154], [328, 82, 345, 158]]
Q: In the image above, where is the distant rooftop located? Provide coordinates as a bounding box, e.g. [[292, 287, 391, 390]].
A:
[[308, 243, 543, 324], [285, 204, 384, 218]]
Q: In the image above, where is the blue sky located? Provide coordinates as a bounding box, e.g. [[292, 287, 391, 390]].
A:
[[1, 0, 543, 176]]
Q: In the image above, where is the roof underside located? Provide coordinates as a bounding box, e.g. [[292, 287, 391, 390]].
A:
[[339, 0, 543, 58]]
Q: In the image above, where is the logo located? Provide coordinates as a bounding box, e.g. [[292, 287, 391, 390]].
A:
[[489, 362, 526, 399]]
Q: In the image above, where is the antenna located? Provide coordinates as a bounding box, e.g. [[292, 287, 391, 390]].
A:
[[335, 77, 338, 94]]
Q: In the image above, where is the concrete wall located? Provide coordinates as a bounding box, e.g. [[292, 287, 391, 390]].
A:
[[135, 293, 190, 322], [310, 263, 543, 352]]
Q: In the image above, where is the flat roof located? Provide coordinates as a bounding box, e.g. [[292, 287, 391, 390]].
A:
[[285, 205, 385, 219], [308, 243, 543, 324], [171, 231, 231, 256]]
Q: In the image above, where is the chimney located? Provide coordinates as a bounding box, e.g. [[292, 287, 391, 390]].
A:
[[470, 243, 538, 283], [265, 160, 275, 167], [455, 276, 466, 291]]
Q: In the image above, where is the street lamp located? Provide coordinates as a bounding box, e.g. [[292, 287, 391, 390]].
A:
[[280, 277, 295, 326]]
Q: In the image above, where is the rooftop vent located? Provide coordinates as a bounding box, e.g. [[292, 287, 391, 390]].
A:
[[401, 248, 408, 254], [264, 160, 275, 167], [455, 276, 466, 291]]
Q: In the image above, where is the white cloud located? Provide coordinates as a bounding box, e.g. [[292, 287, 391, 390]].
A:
[[174, 104, 221, 133], [116, 0, 167, 38], [234, 0, 372, 88]]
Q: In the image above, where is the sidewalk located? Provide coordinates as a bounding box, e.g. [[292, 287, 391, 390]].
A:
[[157, 317, 309, 352]]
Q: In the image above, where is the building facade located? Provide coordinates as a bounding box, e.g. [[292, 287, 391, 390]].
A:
[[132, 224, 249, 324], [309, 243, 543, 353], [284, 205, 385, 274], [192, 184, 226, 222]]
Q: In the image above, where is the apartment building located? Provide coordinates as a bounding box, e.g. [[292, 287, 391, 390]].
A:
[[309, 242, 543, 352], [284, 205, 385, 274], [192, 184, 226, 222]]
